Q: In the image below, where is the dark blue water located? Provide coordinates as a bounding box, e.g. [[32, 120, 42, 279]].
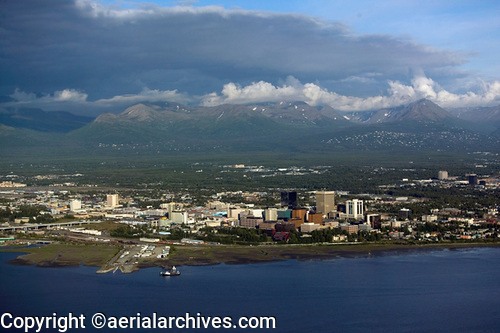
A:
[[1, 247, 500, 332]]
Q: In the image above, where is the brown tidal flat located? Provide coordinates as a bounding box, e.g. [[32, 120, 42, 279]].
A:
[[3, 242, 499, 272], [165, 242, 500, 266]]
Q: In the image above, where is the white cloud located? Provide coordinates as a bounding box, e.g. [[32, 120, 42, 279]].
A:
[[340, 76, 377, 84], [53, 89, 88, 102], [94, 88, 190, 106], [9, 89, 88, 105], [6, 87, 189, 116], [201, 81, 299, 106], [10, 89, 38, 102], [202, 76, 500, 111], [5, 76, 500, 115]]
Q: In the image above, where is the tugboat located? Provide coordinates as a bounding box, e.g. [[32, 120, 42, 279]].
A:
[[160, 266, 180, 276]]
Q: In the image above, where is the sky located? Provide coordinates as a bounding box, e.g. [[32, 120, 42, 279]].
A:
[[1, 0, 500, 115]]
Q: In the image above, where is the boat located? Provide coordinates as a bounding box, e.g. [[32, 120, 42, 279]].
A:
[[160, 266, 180, 276]]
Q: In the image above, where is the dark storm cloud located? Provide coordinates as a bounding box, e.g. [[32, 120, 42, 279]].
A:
[[0, 1, 462, 94], [2, 0, 497, 113]]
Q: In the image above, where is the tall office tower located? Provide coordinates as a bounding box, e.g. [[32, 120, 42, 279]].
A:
[[69, 199, 81, 211], [366, 214, 382, 229], [281, 191, 298, 209], [106, 194, 119, 207], [346, 199, 364, 219], [399, 208, 411, 220], [438, 171, 448, 180], [468, 174, 478, 185], [264, 208, 278, 221], [160, 202, 176, 218], [316, 191, 335, 216]]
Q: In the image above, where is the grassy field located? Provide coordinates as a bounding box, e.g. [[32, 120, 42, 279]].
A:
[[4, 243, 121, 267], [165, 243, 395, 266], [85, 221, 126, 232]]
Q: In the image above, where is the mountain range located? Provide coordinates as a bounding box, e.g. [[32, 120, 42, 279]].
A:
[[1, 99, 499, 157], [0, 107, 93, 133]]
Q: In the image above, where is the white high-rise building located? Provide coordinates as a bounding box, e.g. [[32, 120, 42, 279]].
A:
[[438, 170, 448, 180], [160, 202, 176, 217], [346, 199, 363, 219], [69, 199, 81, 212], [316, 191, 335, 217], [107, 194, 119, 207], [171, 211, 188, 224]]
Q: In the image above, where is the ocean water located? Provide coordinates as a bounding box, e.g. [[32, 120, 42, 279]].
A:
[[1, 247, 500, 332]]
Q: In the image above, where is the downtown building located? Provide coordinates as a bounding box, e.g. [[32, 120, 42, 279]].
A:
[[346, 199, 364, 219], [280, 191, 298, 209], [315, 191, 335, 217], [106, 194, 119, 207]]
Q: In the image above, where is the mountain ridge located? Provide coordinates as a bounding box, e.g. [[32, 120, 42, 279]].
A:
[[366, 99, 453, 123], [0, 107, 94, 132], [1, 99, 499, 156]]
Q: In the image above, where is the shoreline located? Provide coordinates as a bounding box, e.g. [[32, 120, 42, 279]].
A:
[[4, 241, 499, 272], [166, 242, 500, 267]]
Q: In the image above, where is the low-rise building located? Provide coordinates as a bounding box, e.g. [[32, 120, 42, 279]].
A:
[[341, 224, 358, 234], [301, 223, 320, 233]]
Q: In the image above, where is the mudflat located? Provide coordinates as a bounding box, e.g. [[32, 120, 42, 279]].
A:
[[5, 241, 499, 272]]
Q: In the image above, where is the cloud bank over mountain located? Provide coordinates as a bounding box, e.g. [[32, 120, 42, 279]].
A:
[[1, 0, 499, 115], [202, 75, 500, 111]]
